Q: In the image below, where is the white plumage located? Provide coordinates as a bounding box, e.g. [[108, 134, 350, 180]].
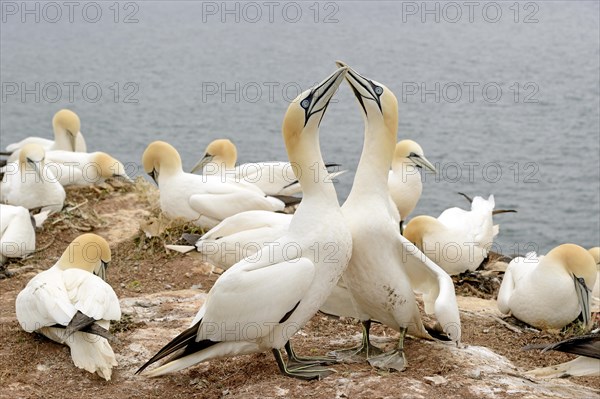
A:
[[0, 204, 36, 264], [44, 150, 132, 186]]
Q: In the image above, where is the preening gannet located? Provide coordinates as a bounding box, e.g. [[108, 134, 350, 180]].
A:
[[44, 150, 133, 186], [403, 195, 498, 275], [497, 243, 597, 330], [0, 143, 66, 213], [142, 141, 286, 229], [15, 234, 121, 380], [6, 109, 87, 158], [136, 67, 352, 381], [191, 138, 344, 196], [0, 204, 35, 264], [523, 333, 600, 378], [388, 140, 435, 230], [328, 62, 460, 372]]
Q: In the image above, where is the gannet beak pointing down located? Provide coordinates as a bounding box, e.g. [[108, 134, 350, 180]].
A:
[[190, 153, 214, 174], [573, 274, 592, 327]]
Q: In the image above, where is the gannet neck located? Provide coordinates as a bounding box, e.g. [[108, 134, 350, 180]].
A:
[[547, 244, 597, 285], [142, 141, 184, 183], [57, 233, 111, 275]]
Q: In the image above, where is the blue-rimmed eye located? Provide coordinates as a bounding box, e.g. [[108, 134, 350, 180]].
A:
[[301, 99, 310, 109], [374, 86, 383, 95]]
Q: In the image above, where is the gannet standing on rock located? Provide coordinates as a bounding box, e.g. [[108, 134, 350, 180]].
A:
[[388, 140, 435, 231], [328, 62, 460, 372], [6, 109, 87, 159], [136, 67, 352, 380], [0, 204, 36, 265], [44, 150, 133, 186], [497, 243, 597, 330], [15, 234, 121, 380]]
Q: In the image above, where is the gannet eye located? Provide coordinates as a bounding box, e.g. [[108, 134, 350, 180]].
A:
[[301, 99, 311, 109], [374, 86, 383, 95]]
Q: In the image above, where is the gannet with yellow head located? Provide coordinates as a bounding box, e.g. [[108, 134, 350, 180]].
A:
[[497, 243, 597, 329], [0, 204, 36, 265], [136, 67, 352, 381], [15, 233, 121, 380], [43, 150, 132, 186]]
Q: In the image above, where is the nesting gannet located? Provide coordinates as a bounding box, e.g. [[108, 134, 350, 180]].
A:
[[191, 138, 344, 196], [0, 204, 35, 264], [142, 141, 287, 230], [327, 62, 460, 372], [0, 143, 66, 213], [403, 195, 498, 275], [523, 333, 600, 378], [136, 67, 352, 380], [497, 244, 597, 330], [388, 140, 435, 230], [44, 150, 132, 186], [589, 247, 600, 311], [6, 109, 87, 159], [15, 234, 121, 380]]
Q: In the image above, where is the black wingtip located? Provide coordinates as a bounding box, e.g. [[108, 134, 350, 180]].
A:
[[457, 192, 473, 204], [271, 195, 302, 207], [492, 209, 518, 215], [182, 233, 202, 246]]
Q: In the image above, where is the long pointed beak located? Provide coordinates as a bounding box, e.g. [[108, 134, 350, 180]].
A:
[[190, 154, 213, 174], [303, 66, 348, 126], [96, 261, 108, 281], [336, 60, 381, 113], [66, 130, 77, 151], [573, 274, 591, 328], [409, 154, 436, 173], [149, 169, 158, 185], [114, 173, 134, 183], [28, 160, 43, 179]]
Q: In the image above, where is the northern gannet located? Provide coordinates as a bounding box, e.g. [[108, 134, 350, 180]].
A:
[[388, 140, 435, 231], [0, 143, 66, 213], [523, 333, 600, 377], [497, 243, 597, 330], [0, 204, 35, 264], [136, 67, 352, 380], [329, 62, 461, 371], [15, 233, 121, 380], [589, 247, 599, 311], [44, 150, 133, 186], [191, 138, 343, 196], [142, 141, 286, 229], [7, 109, 87, 158], [403, 194, 498, 275]]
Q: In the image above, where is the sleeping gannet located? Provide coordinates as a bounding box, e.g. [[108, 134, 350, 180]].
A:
[[191, 138, 344, 196], [0, 204, 36, 264], [497, 243, 597, 330], [15, 234, 121, 380], [44, 150, 133, 186], [388, 140, 435, 231], [142, 141, 286, 230], [0, 143, 66, 213], [136, 67, 352, 381], [403, 195, 498, 275], [329, 62, 460, 372], [6, 109, 87, 159]]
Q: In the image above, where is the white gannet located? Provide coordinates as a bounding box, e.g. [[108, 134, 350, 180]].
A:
[[136, 67, 352, 380], [388, 140, 435, 231], [327, 62, 460, 371], [403, 194, 498, 275], [589, 247, 599, 311], [523, 333, 600, 378], [0, 204, 36, 264], [190, 138, 343, 196], [15, 234, 121, 380], [142, 141, 287, 230], [7, 109, 87, 158], [44, 150, 133, 186], [497, 243, 597, 330], [0, 143, 66, 213]]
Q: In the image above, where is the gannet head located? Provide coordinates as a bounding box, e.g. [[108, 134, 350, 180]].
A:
[[52, 109, 81, 151], [588, 247, 599, 267], [92, 152, 133, 183], [394, 140, 436, 173], [191, 139, 237, 174], [402, 215, 439, 249], [18, 143, 45, 179], [57, 233, 111, 280], [142, 141, 183, 184]]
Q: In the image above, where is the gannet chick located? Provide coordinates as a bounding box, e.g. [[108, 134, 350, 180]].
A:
[[44, 150, 132, 186], [523, 333, 600, 378], [403, 195, 498, 275], [15, 234, 121, 380], [329, 62, 460, 372], [136, 67, 352, 381], [497, 243, 597, 330], [0, 204, 36, 264], [0, 143, 66, 214], [7, 109, 87, 158], [191, 138, 344, 196], [142, 141, 286, 229], [388, 140, 435, 231]]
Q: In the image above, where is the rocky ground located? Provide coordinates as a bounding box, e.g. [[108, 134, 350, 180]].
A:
[[1, 180, 598, 399]]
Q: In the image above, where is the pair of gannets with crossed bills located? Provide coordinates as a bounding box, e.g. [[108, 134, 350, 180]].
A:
[[497, 243, 597, 330], [0, 204, 36, 264], [142, 141, 289, 230], [137, 67, 352, 380], [190, 139, 344, 196], [15, 234, 121, 380]]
